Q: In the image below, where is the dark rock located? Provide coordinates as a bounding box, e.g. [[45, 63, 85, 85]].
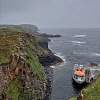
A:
[[39, 54, 63, 66], [41, 33, 62, 38]]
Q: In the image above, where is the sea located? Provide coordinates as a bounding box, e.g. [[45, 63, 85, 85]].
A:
[[40, 28, 100, 100]]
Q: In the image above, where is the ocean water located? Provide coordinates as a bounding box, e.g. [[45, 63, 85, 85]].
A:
[[41, 28, 100, 100]]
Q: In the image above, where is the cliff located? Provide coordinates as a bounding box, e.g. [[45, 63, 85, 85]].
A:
[[0, 27, 62, 100]]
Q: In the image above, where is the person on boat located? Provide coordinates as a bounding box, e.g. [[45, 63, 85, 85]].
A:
[[74, 68, 85, 77]]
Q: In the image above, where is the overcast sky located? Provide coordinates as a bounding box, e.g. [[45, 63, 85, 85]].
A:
[[0, 0, 100, 28]]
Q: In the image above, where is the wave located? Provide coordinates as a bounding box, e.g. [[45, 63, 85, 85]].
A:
[[73, 35, 87, 38], [50, 65, 56, 69], [73, 51, 100, 57], [73, 51, 88, 55], [71, 41, 86, 44], [91, 53, 100, 57], [50, 52, 66, 69], [54, 52, 66, 62]]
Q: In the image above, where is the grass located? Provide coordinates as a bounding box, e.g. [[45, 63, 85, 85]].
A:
[[82, 76, 100, 100], [0, 52, 10, 64], [0, 28, 46, 80], [0, 27, 47, 99], [24, 34, 46, 81], [0, 28, 20, 64], [70, 97, 77, 100], [5, 79, 22, 100], [26, 47, 46, 81]]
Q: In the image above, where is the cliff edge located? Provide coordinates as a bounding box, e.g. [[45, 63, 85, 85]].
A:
[[0, 27, 62, 100]]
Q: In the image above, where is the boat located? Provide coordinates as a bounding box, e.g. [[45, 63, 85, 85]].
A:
[[72, 63, 99, 84], [72, 64, 86, 84]]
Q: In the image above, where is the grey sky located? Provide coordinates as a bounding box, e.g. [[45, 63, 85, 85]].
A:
[[0, 0, 100, 28]]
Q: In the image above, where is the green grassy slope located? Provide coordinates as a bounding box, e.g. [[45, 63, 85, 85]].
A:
[[82, 76, 100, 100], [0, 27, 47, 99]]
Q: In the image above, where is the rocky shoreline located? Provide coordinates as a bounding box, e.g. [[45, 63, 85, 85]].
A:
[[38, 35, 63, 100]]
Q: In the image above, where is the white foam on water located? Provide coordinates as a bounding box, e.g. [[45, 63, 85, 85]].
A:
[[72, 43, 83, 46], [50, 52, 66, 69], [91, 53, 100, 57], [73, 51, 88, 55], [50, 66, 56, 69], [73, 51, 100, 57], [54, 52, 66, 62], [73, 35, 87, 38], [71, 41, 86, 44]]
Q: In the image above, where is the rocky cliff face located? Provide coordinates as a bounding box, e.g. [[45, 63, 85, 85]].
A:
[[0, 27, 62, 100], [0, 28, 47, 100], [0, 54, 46, 100]]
